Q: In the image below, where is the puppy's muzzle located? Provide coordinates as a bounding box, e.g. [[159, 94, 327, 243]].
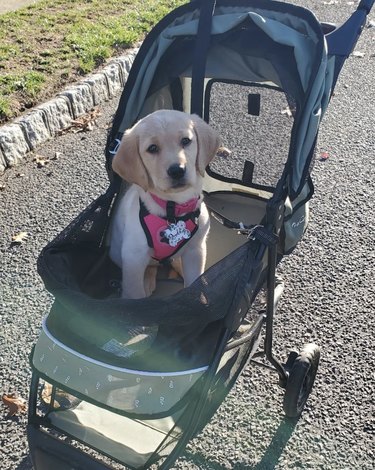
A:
[[167, 164, 186, 181]]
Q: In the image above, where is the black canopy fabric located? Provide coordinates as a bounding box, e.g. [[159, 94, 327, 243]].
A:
[[107, 0, 334, 198]]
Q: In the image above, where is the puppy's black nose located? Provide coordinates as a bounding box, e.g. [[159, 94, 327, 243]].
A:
[[167, 164, 186, 180]]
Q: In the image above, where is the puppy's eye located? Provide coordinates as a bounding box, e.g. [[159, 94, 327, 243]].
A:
[[181, 137, 192, 147], [147, 144, 159, 154]]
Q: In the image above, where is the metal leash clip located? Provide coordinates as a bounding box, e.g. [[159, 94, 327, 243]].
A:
[[237, 223, 263, 239]]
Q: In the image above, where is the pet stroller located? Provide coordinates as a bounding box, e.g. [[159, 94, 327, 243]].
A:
[[28, 0, 374, 468]]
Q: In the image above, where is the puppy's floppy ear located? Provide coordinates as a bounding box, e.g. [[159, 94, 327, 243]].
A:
[[111, 126, 151, 191], [191, 114, 221, 177]]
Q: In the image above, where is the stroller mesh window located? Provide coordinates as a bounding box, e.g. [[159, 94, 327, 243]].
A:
[[205, 81, 295, 189]]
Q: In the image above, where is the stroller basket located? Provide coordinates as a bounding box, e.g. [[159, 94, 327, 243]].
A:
[[28, 0, 374, 469]]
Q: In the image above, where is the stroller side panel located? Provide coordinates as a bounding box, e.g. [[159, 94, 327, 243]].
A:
[[32, 321, 208, 415]]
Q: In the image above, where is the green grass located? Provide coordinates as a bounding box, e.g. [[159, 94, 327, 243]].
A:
[[0, 72, 45, 96], [0, 0, 186, 123]]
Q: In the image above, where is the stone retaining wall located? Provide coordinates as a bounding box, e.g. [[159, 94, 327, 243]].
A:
[[0, 49, 138, 172]]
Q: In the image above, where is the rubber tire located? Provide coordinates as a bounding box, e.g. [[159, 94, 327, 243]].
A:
[[283, 343, 320, 418]]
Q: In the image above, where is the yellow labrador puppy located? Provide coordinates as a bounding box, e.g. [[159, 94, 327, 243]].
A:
[[109, 110, 220, 299]]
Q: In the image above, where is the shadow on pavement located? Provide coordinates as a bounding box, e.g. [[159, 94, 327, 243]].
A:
[[250, 418, 297, 470], [13, 417, 296, 469], [183, 417, 297, 470]]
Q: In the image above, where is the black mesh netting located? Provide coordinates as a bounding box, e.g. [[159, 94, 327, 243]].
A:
[[37, 189, 267, 371]]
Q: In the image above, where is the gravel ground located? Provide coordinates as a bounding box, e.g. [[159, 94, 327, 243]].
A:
[[1, 1, 374, 469]]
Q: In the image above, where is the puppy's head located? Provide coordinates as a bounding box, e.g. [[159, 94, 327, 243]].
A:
[[112, 110, 220, 194]]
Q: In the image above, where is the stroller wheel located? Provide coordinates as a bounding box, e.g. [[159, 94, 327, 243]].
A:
[[283, 343, 320, 418]]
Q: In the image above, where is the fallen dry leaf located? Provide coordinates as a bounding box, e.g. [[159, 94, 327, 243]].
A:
[[2, 393, 27, 417], [33, 154, 50, 168], [216, 146, 232, 158], [0, 184, 5, 191], [59, 107, 102, 135], [281, 106, 293, 117], [11, 231, 28, 244]]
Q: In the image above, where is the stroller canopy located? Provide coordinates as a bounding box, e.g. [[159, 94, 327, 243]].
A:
[[108, 0, 335, 198]]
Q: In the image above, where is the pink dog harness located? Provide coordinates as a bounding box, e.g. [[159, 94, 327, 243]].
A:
[[140, 194, 200, 261]]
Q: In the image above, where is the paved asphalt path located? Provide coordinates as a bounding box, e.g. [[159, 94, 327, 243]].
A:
[[1, 1, 374, 469]]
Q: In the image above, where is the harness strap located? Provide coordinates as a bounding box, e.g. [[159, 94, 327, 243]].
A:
[[191, 0, 216, 116], [139, 200, 200, 261], [166, 201, 176, 222]]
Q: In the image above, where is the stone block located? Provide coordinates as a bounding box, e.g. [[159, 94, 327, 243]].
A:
[[0, 124, 30, 167], [59, 83, 94, 119], [15, 110, 51, 150], [110, 57, 130, 87], [103, 62, 123, 98], [83, 73, 110, 106], [126, 48, 139, 68], [35, 97, 73, 135], [0, 146, 6, 173]]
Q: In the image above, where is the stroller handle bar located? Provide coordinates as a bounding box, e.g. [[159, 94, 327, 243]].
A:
[[326, 0, 374, 56], [324, 0, 374, 91], [358, 0, 374, 13]]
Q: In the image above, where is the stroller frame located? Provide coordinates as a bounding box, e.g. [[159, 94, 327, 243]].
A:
[[27, 1, 374, 469]]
